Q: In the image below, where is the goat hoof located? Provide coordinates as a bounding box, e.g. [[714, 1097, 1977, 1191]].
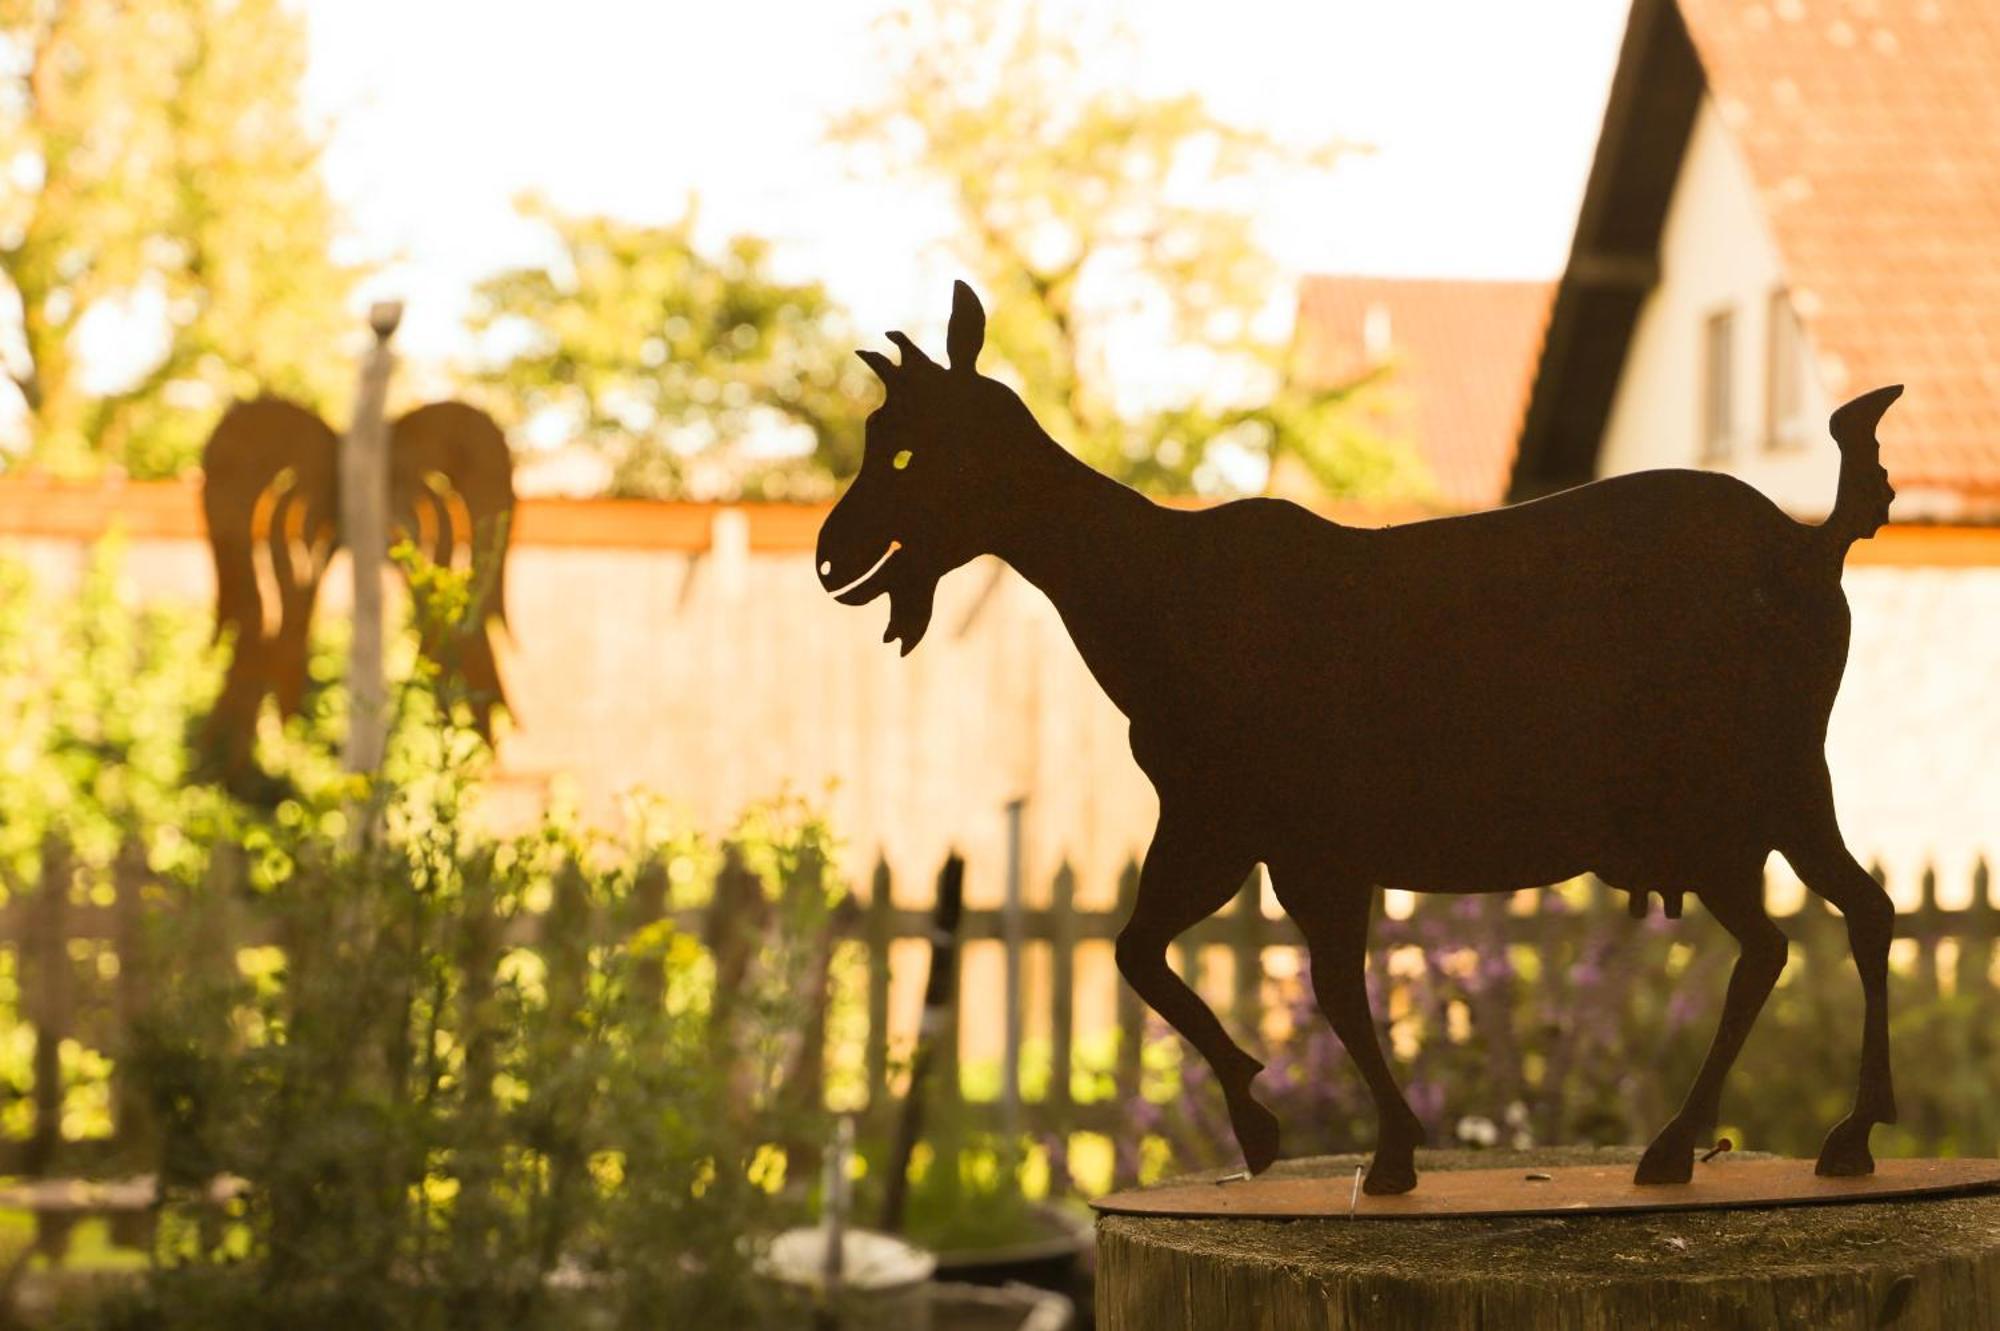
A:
[[1816, 1116, 1877, 1177], [1363, 1151, 1417, 1195], [1634, 1124, 1696, 1185], [1230, 1095, 1282, 1175]]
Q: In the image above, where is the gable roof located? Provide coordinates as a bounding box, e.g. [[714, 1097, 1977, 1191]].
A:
[[1510, 0, 2000, 510], [1295, 276, 1552, 509]]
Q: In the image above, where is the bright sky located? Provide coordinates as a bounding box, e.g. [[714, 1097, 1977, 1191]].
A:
[[302, 0, 1632, 372]]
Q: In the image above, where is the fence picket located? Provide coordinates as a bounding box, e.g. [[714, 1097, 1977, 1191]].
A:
[[1048, 860, 1077, 1193], [1001, 803, 1026, 1141], [1533, 883, 1578, 1145], [452, 850, 503, 1254], [783, 845, 840, 1176], [630, 855, 668, 1013], [1230, 869, 1265, 1038], [26, 835, 74, 1260], [1916, 866, 1943, 998], [106, 840, 157, 1253], [1958, 859, 1993, 998], [1110, 857, 1145, 1185], [865, 857, 893, 1119], [704, 846, 763, 1096], [109, 840, 153, 1153], [26, 834, 72, 1182], [1114, 857, 1144, 1109]]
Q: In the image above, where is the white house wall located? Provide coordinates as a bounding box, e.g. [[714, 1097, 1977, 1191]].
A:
[[1599, 96, 1840, 514], [1828, 567, 2000, 904], [1593, 94, 1998, 907]]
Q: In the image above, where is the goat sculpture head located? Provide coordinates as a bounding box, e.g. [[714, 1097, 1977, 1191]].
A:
[[817, 281, 1036, 654]]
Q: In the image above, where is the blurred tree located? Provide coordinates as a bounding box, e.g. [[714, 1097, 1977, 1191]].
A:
[[837, 0, 1428, 499], [0, 0, 354, 478], [467, 196, 874, 499]]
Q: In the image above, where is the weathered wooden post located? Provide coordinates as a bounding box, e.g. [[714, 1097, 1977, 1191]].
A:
[[1097, 1151, 2000, 1329], [340, 300, 401, 777]]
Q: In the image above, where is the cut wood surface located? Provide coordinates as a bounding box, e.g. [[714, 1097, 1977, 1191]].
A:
[[1095, 1154, 2000, 1220], [1096, 1149, 2000, 1330]]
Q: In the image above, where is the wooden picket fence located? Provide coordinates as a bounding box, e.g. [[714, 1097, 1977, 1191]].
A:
[[0, 834, 1995, 1257], [828, 852, 1999, 1155]]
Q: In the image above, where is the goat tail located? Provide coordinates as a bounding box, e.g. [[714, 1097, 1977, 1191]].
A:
[[1819, 384, 1901, 555]]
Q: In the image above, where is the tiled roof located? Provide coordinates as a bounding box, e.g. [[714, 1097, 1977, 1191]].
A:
[[1296, 276, 1553, 509], [1678, 0, 2000, 497]]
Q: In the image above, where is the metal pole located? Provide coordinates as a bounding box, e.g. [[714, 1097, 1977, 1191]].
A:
[[820, 1115, 853, 1289], [340, 301, 402, 777], [879, 855, 964, 1234]]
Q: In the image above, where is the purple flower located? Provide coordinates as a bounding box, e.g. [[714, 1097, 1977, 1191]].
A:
[[1406, 1078, 1446, 1129]]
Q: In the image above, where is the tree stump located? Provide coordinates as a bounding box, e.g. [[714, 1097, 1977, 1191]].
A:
[[1096, 1149, 2000, 1329]]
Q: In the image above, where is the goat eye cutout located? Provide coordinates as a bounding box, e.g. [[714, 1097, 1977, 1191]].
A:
[[893, 449, 913, 471]]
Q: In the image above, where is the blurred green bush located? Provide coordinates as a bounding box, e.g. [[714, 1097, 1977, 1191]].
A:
[[0, 542, 832, 1328]]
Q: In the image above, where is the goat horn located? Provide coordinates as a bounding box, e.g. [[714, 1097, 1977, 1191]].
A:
[[885, 331, 936, 370]]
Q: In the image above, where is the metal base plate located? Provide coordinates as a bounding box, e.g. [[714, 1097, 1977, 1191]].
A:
[[1093, 1157, 2000, 1221]]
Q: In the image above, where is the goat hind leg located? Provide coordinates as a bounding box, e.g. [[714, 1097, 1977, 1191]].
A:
[[1786, 829, 1897, 1176], [1115, 824, 1276, 1172], [1635, 869, 1787, 1185]]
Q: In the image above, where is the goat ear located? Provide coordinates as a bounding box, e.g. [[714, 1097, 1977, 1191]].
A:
[[947, 280, 985, 373], [856, 348, 896, 386]]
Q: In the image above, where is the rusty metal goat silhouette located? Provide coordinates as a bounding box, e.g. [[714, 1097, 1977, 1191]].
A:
[[817, 281, 1901, 1195]]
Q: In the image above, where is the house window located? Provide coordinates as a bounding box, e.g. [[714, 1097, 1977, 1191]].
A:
[[1766, 288, 1807, 450], [1362, 301, 1393, 364], [1701, 307, 1736, 462]]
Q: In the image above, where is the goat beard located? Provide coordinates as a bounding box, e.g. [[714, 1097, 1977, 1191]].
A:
[[833, 548, 938, 657]]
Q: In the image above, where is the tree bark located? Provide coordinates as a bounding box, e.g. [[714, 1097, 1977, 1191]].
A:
[[1097, 1149, 2000, 1330]]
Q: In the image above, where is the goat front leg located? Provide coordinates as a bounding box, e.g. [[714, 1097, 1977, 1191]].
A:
[[1635, 867, 1786, 1184], [1274, 875, 1426, 1195], [1116, 821, 1276, 1173]]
